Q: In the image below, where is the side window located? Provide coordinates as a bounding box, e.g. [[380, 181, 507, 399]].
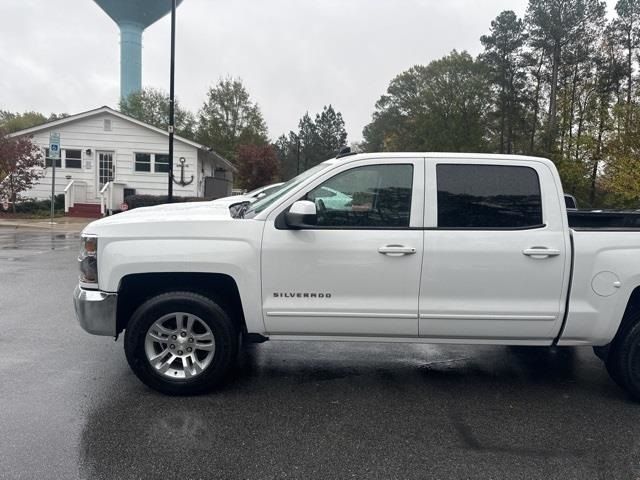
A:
[[135, 153, 151, 172], [304, 164, 413, 228], [154, 154, 170, 173], [64, 149, 82, 169], [44, 148, 61, 168], [437, 164, 543, 229]]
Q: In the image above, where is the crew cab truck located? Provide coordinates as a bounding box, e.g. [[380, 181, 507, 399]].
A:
[[73, 153, 640, 398]]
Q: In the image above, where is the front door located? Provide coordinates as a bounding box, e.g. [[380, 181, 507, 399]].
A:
[[97, 151, 114, 193], [419, 159, 570, 343], [261, 158, 425, 337]]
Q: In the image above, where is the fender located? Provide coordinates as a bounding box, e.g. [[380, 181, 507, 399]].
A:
[[92, 219, 266, 334]]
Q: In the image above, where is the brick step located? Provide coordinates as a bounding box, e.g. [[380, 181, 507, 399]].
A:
[[67, 203, 102, 219]]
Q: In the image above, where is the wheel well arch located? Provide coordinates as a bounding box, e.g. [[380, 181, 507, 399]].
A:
[[614, 285, 640, 341], [116, 273, 245, 336]]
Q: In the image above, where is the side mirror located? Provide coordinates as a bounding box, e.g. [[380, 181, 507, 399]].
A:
[[285, 200, 317, 229], [256, 192, 267, 199]]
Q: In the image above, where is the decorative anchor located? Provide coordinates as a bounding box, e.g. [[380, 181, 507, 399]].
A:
[[172, 157, 194, 187]]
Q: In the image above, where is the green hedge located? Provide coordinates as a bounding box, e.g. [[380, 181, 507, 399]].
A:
[[123, 195, 208, 210], [13, 194, 65, 213]]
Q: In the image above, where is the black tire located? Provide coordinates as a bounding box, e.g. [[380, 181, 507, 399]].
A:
[[606, 312, 640, 400], [605, 354, 627, 391], [593, 345, 610, 362], [124, 291, 239, 396]]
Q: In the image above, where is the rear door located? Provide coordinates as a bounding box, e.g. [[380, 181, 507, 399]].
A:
[[261, 157, 425, 337], [419, 158, 570, 343]]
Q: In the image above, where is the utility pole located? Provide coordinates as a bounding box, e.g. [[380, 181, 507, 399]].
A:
[[296, 135, 301, 175], [167, 0, 176, 202]]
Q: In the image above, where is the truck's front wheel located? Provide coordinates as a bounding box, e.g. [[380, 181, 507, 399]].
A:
[[124, 292, 239, 395]]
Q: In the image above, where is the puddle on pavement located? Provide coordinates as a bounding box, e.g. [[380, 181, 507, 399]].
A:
[[0, 231, 79, 257]]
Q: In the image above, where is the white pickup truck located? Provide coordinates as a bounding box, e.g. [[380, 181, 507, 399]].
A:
[[73, 153, 640, 398]]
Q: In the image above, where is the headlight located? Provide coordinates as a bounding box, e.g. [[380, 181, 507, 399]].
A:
[[79, 234, 98, 287]]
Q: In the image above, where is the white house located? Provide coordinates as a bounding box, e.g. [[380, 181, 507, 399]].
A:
[[8, 106, 236, 216]]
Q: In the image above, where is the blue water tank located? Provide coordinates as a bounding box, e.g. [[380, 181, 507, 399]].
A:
[[93, 0, 184, 100]]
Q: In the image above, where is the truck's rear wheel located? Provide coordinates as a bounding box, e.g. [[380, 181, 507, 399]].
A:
[[606, 312, 640, 401], [124, 292, 239, 395]]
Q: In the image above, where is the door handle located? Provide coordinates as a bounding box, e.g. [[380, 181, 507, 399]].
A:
[[378, 245, 417, 256], [522, 247, 561, 258]]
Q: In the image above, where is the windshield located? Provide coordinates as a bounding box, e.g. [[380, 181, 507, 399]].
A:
[[247, 184, 279, 197], [247, 183, 283, 198], [243, 162, 333, 218]]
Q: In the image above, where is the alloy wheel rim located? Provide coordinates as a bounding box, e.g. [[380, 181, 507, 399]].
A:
[[144, 312, 215, 379]]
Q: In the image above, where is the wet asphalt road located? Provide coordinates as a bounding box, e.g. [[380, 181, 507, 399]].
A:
[[1, 229, 639, 480]]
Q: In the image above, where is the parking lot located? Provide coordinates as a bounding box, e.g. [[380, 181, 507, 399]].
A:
[[1, 228, 639, 480]]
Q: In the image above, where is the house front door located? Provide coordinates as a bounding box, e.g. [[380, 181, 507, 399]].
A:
[[97, 151, 114, 195]]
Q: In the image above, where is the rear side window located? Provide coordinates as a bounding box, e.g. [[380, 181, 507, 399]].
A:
[[437, 164, 543, 229]]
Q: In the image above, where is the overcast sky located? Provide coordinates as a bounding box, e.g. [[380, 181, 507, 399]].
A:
[[0, 0, 618, 142]]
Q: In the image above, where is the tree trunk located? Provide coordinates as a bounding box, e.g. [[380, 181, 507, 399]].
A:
[[507, 73, 515, 154], [626, 29, 633, 134], [575, 103, 585, 163], [567, 64, 579, 160], [530, 54, 544, 153], [590, 96, 606, 206], [547, 43, 561, 154], [500, 92, 506, 154]]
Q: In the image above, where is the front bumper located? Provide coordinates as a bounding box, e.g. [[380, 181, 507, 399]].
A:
[[73, 286, 117, 336]]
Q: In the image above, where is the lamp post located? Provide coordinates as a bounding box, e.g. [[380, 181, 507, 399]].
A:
[[167, 0, 176, 203]]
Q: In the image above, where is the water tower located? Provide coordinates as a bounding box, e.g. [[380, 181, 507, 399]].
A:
[[94, 0, 183, 100]]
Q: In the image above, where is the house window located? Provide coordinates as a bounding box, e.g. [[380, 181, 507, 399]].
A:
[[44, 148, 61, 168], [135, 153, 151, 172], [155, 154, 170, 173], [104, 119, 112, 131], [64, 149, 82, 169]]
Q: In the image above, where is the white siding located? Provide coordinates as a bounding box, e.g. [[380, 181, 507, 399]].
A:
[[24, 112, 200, 202]]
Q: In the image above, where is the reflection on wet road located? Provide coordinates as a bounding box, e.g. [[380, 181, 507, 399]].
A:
[[1, 231, 639, 480], [0, 229, 79, 260]]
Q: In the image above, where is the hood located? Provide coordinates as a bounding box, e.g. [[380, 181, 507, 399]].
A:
[[84, 201, 234, 235]]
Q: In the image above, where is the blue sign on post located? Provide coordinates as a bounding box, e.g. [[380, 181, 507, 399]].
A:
[[49, 132, 60, 159], [49, 132, 60, 224]]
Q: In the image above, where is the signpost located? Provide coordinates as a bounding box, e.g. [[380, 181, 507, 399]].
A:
[[49, 132, 60, 224]]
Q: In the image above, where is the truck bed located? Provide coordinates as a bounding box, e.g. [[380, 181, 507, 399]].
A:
[[568, 210, 640, 230]]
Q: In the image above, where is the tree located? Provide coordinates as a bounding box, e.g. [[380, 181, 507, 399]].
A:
[[235, 144, 280, 191], [525, 0, 607, 153], [357, 2, 640, 208], [362, 51, 490, 153], [196, 78, 269, 161], [0, 133, 44, 212], [119, 87, 196, 140], [0, 111, 68, 135], [480, 11, 529, 154], [610, 0, 640, 131], [275, 132, 301, 180], [314, 105, 348, 160], [275, 106, 349, 180], [297, 112, 320, 170]]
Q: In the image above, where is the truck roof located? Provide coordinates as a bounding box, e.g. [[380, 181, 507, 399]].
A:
[[328, 152, 553, 166]]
